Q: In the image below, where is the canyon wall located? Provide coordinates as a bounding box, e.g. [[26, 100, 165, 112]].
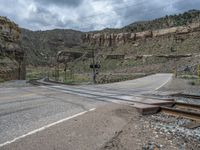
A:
[[0, 16, 25, 80], [82, 23, 200, 47]]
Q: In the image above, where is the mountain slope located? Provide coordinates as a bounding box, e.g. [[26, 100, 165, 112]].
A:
[[122, 9, 200, 32], [21, 10, 200, 66], [21, 28, 83, 65]]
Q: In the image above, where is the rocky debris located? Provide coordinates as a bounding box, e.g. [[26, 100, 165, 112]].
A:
[[142, 142, 162, 150], [82, 22, 200, 46], [149, 114, 200, 149], [101, 106, 200, 150]]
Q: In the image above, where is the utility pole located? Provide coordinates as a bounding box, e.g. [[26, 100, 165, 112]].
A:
[[64, 63, 67, 81], [47, 56, 52, 81], [92, 48, 96, 84], [81, 46, 101, 84], [90, 48, 101, 84], [57, 55, 60, 81], [197, 64, 200, 84]]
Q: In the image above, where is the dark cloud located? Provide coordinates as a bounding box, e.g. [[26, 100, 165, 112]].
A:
[[34, 0, 83, 7], [27, 7, 56, 26], [24, 5, 77, 30]]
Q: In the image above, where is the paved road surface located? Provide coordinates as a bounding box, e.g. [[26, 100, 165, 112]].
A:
[[0, 73, 172, 149]]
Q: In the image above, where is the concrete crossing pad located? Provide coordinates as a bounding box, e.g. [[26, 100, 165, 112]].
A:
[[131, 97, 175, 115]]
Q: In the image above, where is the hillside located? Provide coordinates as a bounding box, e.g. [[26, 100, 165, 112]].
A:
[[21, 28, 83, 65], [89, 10, 200, 33], [21, 10, 200, 66], [0, 16, 25, 81], [123, 9, 200, 32], [18, 9, 200, 82]]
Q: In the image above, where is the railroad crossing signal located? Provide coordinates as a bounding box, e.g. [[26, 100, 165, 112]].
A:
[[86, 47, 101, 84], [90, 64, 101, 69]]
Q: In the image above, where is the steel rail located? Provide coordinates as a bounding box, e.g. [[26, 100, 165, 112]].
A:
[[171, 93, 200, 100], [160, 106, 200, 122], [174, 102, 200, 112]]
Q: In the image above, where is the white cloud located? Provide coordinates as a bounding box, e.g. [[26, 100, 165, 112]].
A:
[[0, 0, 199, 31]]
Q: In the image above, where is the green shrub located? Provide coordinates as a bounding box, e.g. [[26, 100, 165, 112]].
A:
[[0, 78, 5, 83]]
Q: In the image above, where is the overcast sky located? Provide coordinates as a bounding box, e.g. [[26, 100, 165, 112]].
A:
[[0, 0, 199, 31]]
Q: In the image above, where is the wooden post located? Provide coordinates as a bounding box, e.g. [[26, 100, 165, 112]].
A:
[[197, 64, 200, 84]]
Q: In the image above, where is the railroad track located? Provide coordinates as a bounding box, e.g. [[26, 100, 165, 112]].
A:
[[170, 93, 200, 100], [30, 79, 200, 126], [160, 102, 200, 128]]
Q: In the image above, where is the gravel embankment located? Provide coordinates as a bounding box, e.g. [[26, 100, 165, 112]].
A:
[[99, 105, 200, 150]]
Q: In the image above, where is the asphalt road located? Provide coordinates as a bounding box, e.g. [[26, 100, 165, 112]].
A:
[[0, 73, 172, 149]]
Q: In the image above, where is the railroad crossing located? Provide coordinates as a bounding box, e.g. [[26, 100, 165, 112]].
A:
[[0, 73, 200, 150]]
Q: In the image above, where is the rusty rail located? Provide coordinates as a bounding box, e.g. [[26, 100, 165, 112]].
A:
[[160, 102, 200, 122], [170, 93, 200, 99], [174, 102, 200, 112]]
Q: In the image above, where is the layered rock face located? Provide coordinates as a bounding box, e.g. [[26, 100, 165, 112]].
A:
[[0, 17, 21, 53], [82, 23, 200, 46], [0, 17, 25, 80], [21, 29, 83, 65]]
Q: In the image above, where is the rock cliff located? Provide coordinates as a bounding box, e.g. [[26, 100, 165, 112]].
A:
[[0, 17, 21, 53], [0, 17, 25, 80], [21, 29, 82, 65], [82, 23, 200, 47]]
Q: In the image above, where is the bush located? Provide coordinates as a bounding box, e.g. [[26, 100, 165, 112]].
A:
[[188, 79, 200, 86], [0, 78, 5, 83]]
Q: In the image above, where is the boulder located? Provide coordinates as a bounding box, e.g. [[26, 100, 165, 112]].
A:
[[153, 27, 177, 37], [189, 22, 200, 31], [176, 26, 190, 34], [135, 30, 152, 39]]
